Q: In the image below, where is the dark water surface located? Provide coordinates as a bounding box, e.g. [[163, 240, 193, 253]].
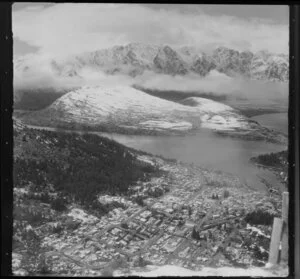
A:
[[100, 128, 285, 192], [251, 113, 288, 135], [26, 112, 287, 192]]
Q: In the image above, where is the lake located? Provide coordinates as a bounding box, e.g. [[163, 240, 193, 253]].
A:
[[100, 128, 285, 192], [26, 112, 287, 192], [251, 113, 288, 135], [102, 113, 288, 192]]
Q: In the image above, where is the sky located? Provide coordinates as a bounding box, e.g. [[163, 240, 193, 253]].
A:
[[12, 3, 289, 59]]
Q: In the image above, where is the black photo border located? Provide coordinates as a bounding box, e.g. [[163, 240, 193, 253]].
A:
[[1, 1, 299, 278]]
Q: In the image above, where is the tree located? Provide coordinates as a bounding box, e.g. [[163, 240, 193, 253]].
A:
[[121, 221, 129, 229], [191, 226, 200, 240], [188, 206, 192, 218]]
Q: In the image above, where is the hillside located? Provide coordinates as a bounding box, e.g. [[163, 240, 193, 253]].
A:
[[12, 119, 170, 275], [13, 119, 164, 210], [18, 86, 200, 134], [13, 120, 286, 276], [250, 150, 288, 188], [17, 85, 287, 144]]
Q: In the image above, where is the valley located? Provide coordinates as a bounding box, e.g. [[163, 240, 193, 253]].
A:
[[20, 121, 286, 192], [12, 44, 289, 277], [12, 81, 288, 277], [10, 3, 291, 277], [12, 120, 287, 276]]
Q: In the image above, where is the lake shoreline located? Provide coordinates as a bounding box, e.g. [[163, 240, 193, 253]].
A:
[[18, 114, 287, 146], [251, 112, 288, 135], [18, 121, 287, 193]]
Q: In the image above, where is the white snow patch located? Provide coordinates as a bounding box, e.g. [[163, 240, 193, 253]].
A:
[[184, 97, 234, 113], [25, 225, 33, 231], [12, 253, 22, 269], [67, 208, 98, 223], [137, 155, 156, 166], [13, 269, 28, 276], [183, 97, 249, 131], [200, 114, 247, 131], [139, 120, 193, 130], [98, 195, 133, 207], [14, 187, 29, 195], [116, 264, 288, 277], [246, 224, 271, 238]]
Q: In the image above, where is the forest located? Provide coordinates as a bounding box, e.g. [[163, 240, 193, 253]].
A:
[[14, 127, 161, 214], [250, 150, 288, 169]]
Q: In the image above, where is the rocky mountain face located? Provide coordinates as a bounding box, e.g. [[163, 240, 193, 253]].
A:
[[212, 47, 253, 77], [15, 44, 289, 82], [153, 46, 189, 75], [250, 51, 289, 82], [190, 54, 216, 76]]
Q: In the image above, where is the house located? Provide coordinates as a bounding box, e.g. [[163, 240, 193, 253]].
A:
[[185, 220, 195, 228]]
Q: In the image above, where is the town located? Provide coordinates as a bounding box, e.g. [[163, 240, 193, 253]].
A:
[[20, 155, 280, 276]]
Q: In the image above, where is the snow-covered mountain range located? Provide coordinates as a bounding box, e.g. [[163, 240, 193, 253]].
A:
[[15, 43, 289, 83]]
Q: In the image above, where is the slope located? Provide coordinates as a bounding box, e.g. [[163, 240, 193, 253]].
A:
[[18, 85, 287, 144], [17, 85, 252, 134], [13, 119, 286, 276]]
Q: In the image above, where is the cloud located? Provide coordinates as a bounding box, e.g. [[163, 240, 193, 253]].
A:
[[14, 53, 288, 106], [135, 70, 233, 93], [13, 53, 136, 91], [13, 3, 289, 58], [134, 70, 288, 101]]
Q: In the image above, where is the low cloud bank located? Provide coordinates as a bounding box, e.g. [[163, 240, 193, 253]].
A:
[[14, 57, 288, 104], [135, 70, 288, 101]]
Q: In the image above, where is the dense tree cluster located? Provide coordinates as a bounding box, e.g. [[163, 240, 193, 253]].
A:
[[244, 209, 276, 226], [250, 150, 288, 187], [251, 150, 288, 169], [14, 128, 161, 212]]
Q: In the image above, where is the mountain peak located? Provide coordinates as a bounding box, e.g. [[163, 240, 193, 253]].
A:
[[14, 43, 289, 84], [154, 46, 189, 75]]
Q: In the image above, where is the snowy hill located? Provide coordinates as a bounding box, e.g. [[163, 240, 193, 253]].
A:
[[19, 85, 253, 134], [14, 43, 289, 84], [17, 85, 287, 145], [180, 97, 248, 131], [21, 86, 198, 133]]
